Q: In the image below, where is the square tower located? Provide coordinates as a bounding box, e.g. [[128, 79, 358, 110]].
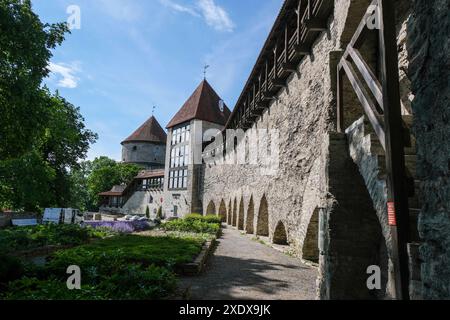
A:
[[163, 80, 231, 218]]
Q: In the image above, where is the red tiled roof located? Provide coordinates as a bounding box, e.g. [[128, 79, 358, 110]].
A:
[[167, 80, 231, 128], [122, 116, 167, 144], [99, 185, 126, 196], [136, 169, 165, 179]]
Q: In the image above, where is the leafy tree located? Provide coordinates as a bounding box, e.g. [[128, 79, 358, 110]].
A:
[[68, 162, 92, 212], [0, 1, 97, 212], [40, 92, 97, 208], [86, 157, 141, 210], [157, 206, 163, 220], [0, 92, 97, 212], [0, 0, 69, 160]]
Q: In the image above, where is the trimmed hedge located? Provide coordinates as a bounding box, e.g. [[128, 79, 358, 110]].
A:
[[185, 214, 222, 225], [161, 214, 221, 235]]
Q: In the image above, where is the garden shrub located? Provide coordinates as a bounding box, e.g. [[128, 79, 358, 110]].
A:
[[184, 214, 222, 225], [0, 224, 115, 253], [161, 218, 220, 235], [1, 264, 177, 300], [1, 277, 107, 300], [0, 231, 203, 300], [45, 235, 204, 278], [100, 265, 177, 300], [0, 253, 24, 285]]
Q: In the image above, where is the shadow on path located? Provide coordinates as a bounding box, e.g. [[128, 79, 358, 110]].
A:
[[179, 227, 318, 300]]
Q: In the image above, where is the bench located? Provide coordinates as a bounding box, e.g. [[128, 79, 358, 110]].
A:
[[11, 219, 38, 227]]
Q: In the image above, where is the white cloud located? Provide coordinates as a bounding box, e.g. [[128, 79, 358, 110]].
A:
[[48, 62, 81, 89], [160, 0, 234, 32], [97, 0, 142, 22], [196, 0, 234, 32], [159, 0, 200, 17]]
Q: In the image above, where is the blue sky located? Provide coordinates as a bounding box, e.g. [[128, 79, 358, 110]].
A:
[[32, 0, 283, 161]]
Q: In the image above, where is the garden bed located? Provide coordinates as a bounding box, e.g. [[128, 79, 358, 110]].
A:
[[83, 220, 151, 233], [0, 215, 223, 300], [180, 238, 216, 276], [0, 224, 115, 254], [0, 232, 206, 300]]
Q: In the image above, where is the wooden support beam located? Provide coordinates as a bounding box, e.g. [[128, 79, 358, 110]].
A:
[[296, 1, 301, 44], [305, 18, 327, 31], [272, 78, 287, 88], [378, 0, 411, 301], [273, 45, 278, 78], [341, 59, 385, 147], [265, 61, 269, 92], [282, 62, 298, 72], [285, 25, 289, 63], [348, 47, 384, 110], [294, 43, 311, 56], [262, 91, 277, 101]]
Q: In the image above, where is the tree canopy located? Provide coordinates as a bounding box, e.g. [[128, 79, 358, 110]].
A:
[[71, 157, 141, 211], [0, 1, 98, 212], [0, 0, 68, 160]]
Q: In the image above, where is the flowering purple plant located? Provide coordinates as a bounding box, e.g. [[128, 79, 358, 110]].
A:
[[84, 221, 150, 234]]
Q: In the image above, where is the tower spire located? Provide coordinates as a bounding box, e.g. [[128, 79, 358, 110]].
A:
[[203, 64, 210, 80]]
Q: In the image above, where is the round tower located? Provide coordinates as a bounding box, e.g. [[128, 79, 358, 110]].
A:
[[121, 116, 167, 169]]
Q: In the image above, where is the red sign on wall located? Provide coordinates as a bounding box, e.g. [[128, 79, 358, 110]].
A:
[[388, 202, 397, 226]]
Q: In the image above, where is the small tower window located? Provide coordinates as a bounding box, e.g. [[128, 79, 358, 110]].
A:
[[219, 99, 224, 112], [132, 146, 137, 151]]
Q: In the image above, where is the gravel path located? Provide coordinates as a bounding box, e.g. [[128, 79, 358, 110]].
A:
[[179, 225, 318, 300]]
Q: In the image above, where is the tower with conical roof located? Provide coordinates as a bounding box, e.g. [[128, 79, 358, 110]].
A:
[[121, 116, 167, 169], [163, 79, 231, 217]]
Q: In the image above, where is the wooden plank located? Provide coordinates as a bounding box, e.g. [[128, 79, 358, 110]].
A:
[[378, 0, 411, 300], [348, 0, 377, 49], [348, 47, 384, 109], [341, 59, 386, 149], [337, 65, 344, 133]]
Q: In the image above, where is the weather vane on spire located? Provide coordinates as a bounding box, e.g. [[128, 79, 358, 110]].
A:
[[152, 106, 156, 116], [203, 65, 210, 80]]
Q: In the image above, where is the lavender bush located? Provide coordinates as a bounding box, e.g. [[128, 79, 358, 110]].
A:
[[84, 221, 150, 234]]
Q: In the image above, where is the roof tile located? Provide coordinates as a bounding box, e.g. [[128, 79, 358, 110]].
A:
[[167, 80, 231, 128], [122, 116, 167, 144]]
